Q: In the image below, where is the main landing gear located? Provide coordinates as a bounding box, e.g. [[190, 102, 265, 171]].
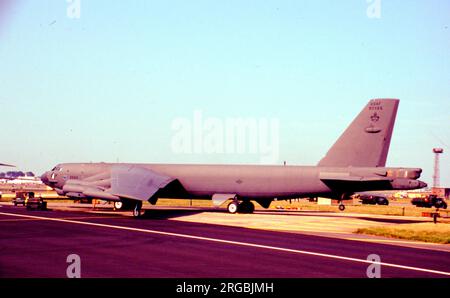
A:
[[113, 199, 143, 218], [113, 201, 124, 210], [227, 200, 255, 214]]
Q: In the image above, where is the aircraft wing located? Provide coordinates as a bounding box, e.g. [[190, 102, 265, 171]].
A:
[[110, 165, 175, 201], [0, 163, 15, 167], [62, 165, 179, 202]]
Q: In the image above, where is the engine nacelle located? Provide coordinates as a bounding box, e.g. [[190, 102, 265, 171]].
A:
[[386, 168, 422, 180], [66, 192, 86, 198], [390, 178, 427, 190], [61, 181, 120, 201], [62, 184, 85, 193]]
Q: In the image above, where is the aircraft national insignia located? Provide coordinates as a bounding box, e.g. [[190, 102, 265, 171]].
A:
[[370, 112, 380, 122]]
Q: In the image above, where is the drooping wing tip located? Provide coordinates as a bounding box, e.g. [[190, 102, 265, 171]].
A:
[[0, 163, 15, 167]]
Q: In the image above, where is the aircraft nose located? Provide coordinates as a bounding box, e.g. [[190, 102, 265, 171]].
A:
[[40, 172, 49, 185], [419, 181, 427, 189]]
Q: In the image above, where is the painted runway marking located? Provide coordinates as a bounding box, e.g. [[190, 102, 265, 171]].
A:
[[344, 237, 440, 245], [0, 215, 120, 222], [1, 211, 449, 277], [0, 218, 40, 222]]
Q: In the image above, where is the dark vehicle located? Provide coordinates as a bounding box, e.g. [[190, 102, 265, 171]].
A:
[[26, 195, 47, 210], [411, 195, 447, 209], [13, 191, 35, 206], [358, 194, 389, 205], [13, 196, 26, 206]]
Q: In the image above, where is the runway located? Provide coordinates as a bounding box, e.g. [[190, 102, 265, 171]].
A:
[[0, 205, 449, 278]]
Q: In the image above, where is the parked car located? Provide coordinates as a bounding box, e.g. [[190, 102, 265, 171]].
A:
[[25, 194, 47, 210], [358, 194, 389, 205], [13, 191, 34, 206], [411, 194, 447, 209]]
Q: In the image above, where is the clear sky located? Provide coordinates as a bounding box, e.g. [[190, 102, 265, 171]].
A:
[[0, 0, 449, 187]]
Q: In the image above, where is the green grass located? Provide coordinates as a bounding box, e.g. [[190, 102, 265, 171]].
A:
[[154, 198, 441, 218], [270, 200, 427, 217], [151, 198, 213, 207], [356, 223, 450, 244]]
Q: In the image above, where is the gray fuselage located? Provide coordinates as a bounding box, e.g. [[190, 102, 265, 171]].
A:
[[44, 162, 422, 200]]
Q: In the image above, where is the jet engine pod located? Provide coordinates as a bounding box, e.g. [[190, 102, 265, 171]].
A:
[[387, 168, 422, 179], [390, 178, 427, 190]]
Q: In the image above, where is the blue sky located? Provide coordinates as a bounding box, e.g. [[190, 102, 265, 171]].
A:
[[0, 0, 449, 186]]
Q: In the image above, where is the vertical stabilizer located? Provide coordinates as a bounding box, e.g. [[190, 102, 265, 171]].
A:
[[318, 99, 399, 167]]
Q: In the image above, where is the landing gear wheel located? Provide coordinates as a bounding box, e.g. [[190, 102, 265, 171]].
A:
[[132, 202, 142, 218], [227, 202, 239, 214], [338, 204, 345, 211], [435, 200, 447, 209], [114, 201, 123, 211], [238, 201, 255, 214]]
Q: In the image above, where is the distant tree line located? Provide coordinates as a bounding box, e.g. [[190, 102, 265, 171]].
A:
[[0, 171, 35, 178]]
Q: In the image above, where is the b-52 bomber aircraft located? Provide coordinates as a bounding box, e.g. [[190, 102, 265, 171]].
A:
[[41, 99, 426, 217]]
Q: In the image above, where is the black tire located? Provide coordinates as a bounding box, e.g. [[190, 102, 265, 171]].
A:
[[380, 199, 389, 205], [239, 201, 255, 214], [246, 202, 255, 214], [113, 201, 123, 210], [227, 202, 239, 214], [115, 199, 137, 211], [339, 204, 345, 211], [435, 200, 447, 209]]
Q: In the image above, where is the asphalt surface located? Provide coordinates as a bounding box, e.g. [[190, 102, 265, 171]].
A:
[[0, 205, 449, 278]]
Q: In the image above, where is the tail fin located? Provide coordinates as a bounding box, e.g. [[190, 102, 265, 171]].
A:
[[317, 98, 399, 167]]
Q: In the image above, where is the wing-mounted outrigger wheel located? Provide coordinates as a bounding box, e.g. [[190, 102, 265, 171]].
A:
[[337, 193, 354, 211], [113, 199, 143, 217], [132, 201, 143, 217]]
